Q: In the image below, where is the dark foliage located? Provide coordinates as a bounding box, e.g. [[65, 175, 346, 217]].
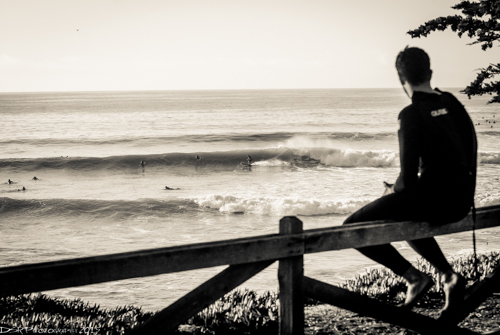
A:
[[407, 0, 500, 103], [0, 294, 155, 334]]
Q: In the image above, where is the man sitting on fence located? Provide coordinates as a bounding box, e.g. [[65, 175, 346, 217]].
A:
[[343, 46, 477, 321]]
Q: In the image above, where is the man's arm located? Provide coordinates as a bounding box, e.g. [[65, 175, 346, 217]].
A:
[[394, 108, 421, 193]]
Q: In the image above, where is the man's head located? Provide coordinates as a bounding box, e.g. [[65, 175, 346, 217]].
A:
[[395, 46, 432, 86]]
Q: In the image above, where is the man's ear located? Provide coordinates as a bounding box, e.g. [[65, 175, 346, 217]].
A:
[[398, 74, 406, 86], [402, 80, 413, 99]]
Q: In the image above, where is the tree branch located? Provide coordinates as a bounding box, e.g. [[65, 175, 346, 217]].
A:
[[461, 63, 500, 103], [408, 0, 500, 103]]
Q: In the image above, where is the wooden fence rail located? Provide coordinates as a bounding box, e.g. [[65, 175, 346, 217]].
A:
[[1, 204, 500, 334]]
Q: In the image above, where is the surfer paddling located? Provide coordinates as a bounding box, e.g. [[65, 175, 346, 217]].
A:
[[165, 186, 180, 190], [341, 47, 477, 321]]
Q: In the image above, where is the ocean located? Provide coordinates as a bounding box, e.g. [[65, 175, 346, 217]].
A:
[[1, 88, 500, 312]]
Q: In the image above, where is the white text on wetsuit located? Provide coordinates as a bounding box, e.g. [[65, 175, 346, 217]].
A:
[[430, 108, 448, 117]]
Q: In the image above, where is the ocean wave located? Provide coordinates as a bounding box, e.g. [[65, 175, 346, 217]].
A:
[[194, 190, 500, 216], [2, 147, 499, 174], [295, 148, 399, 167], [0, 147, 401, 173], [0, 131, 396, 147], [193, 194, 373, 216], [479, 152, 500, 164], [478, 130, 500, 135], [0, 149, 294, 172], [3, 188, 500, 220], [0, 194, 372, 220], [0, 197, 198, 219], [476, 193, 500, 207], [4, 128, 498, 151]]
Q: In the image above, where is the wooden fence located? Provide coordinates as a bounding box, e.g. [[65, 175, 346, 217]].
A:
[[1, 204, 500, 334]]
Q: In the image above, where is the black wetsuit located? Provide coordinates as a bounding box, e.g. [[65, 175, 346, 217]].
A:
[[341, 89, 477, 276], [344, 89, 477, 226]]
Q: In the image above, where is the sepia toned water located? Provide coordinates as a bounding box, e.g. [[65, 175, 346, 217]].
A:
[[1, 88, 499, 311]]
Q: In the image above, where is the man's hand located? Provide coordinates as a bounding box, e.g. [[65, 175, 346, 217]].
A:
[[383, 181, 394, 196]]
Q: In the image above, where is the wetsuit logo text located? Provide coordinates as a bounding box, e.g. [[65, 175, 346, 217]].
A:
[[430, 108, 448, 117]]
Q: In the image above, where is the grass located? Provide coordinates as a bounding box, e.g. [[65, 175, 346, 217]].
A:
[[1, 252, 499, 334]]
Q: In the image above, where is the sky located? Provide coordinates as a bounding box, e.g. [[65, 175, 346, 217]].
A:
[[1, 0, 498, 92]]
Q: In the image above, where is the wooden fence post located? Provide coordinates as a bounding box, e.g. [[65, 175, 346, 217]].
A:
[[278, 216, 304, 335]]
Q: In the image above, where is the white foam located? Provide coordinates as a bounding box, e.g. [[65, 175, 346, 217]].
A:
[[193, 194, 373, 216], [479, 151, 500, 164], [252, 159, 290, 167], [132, 227, 152, 234], [476, 193, 500, 207], [293, 147, 399, 167]]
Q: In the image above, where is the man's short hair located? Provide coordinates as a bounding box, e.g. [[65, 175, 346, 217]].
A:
[[395, 46, 431, 85]]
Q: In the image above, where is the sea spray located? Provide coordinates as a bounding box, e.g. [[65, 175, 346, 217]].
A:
[[193, 195, 373, 216], [294, 147, 399, 167]]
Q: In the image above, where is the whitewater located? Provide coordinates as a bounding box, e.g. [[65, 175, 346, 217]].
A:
[[1, 88, 500, 311]]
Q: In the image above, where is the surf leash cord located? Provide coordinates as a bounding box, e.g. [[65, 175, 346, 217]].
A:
[[472, 201, 478, 278]]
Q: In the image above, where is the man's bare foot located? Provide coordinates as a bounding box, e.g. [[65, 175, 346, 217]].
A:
[[399, 266, 434, 309], [438, 271, 465, 322]]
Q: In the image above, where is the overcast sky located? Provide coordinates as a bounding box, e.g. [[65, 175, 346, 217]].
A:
[[1, 0, 498, 92]]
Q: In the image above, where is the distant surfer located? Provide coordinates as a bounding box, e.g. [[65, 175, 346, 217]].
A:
[[18, 187, 26, 191], [165, 186, 180, 190], [195, 155, 202, 161], [8, 179, 13, 184], [140, 160, 146, 167], [33, 176, 38, 180], [247, 155, 252, 165]]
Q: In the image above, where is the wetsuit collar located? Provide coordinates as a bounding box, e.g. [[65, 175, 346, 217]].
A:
[[411, 88, 442, 103]]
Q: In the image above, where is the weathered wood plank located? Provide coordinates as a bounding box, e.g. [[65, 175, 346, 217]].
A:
[[278, 217, 304, 335], [303, 276, 479, 335], [0, 233, 302, 297], [304, 204, 500, 254], [129, 260, 274, 335], [458, 266, 500, 323]]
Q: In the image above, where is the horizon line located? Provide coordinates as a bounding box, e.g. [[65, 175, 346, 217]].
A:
[[0, 86, 465, 94]]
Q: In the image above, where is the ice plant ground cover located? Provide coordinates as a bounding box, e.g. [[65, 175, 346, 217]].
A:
[[1, 252, 499, 334]]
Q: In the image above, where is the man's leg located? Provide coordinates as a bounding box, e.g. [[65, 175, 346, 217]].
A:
[[407, 238, 465, 318], [407, 238, 451, 274], [343, 193, 417, 276], [343, 193, 433, 307]]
